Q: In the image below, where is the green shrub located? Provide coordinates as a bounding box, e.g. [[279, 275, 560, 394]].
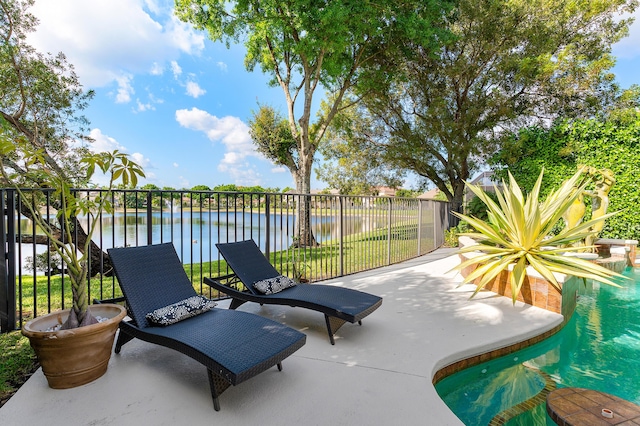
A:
[[444, 221, 470, 247], [466, 192, 499, 221], [491, 115, 640, 240]]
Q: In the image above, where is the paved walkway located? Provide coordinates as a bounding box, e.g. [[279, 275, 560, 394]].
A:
[[0, 249, 563, 426]]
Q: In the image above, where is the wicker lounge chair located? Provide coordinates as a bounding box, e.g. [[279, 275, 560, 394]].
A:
[[107, 243, 306, 411], [207, 239, 383, 345]]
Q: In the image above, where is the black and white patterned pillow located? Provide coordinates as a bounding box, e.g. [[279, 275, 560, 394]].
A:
[[146, 295, 217, 326], [253, 275, 296, 295]]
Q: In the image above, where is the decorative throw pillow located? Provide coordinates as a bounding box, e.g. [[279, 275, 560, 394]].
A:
[[146, 295, 217, 326], [253, 275, 297, 295]]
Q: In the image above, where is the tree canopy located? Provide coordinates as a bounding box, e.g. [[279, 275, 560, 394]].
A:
[[323, 0, 638, 214], [175, 0, 453, 245], [1, 0, 94, 186]]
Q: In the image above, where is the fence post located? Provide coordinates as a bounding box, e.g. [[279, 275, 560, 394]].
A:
[[387, 198, 392, 265], [433, 201, 439, 248], [338, 196, 344, 276], [0, 190, 16, 332], [265, 194, 271, 258], [417, 200, 423, 256], [146, 191, 153, 245]]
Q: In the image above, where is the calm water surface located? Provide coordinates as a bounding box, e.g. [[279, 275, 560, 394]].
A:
[[436, 267, 640, 425]]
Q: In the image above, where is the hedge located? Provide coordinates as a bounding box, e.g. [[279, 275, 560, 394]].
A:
[[492, 115, 640, 240]]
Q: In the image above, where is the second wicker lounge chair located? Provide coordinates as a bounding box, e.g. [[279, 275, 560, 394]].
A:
[[207, 239, 383, 345], [108, 243, 306, 411]]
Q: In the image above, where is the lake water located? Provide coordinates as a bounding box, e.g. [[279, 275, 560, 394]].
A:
[[18, 210, 391, 266]]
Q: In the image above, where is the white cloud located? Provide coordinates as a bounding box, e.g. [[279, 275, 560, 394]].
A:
[[170, 61, 183, 79], [86, 129, 152, 185], [143, 0, 161, 15], [150, 62, 164, 75], [136, 100, 154, 112], [186, 81, 206, 98], [219, 163, 262, 186], [134, 91, 163, 112], [216, 62, 228, 72], [115, 75, 134, 103], [175, 107, 264, 174], [173, 162, 179, 168], [27, 0, 205, 88], [165, 14, 205, 55], [88, 129, 126, 152], [271, 166, 287, 173], [131, 152, 151, 169]]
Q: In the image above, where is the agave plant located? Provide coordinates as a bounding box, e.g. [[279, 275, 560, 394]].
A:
[[453, 169, 624, 303]]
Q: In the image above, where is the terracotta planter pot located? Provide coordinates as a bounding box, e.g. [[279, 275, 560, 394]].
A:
[[21, 304, 126, 389]]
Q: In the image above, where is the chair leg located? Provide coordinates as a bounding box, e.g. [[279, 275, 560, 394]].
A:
[[207, 369, 232, 411], [324, 315, 347, 345], [277, 362, 283, 371], [114, 329, 134, 354], [229, 298, 247, 310]]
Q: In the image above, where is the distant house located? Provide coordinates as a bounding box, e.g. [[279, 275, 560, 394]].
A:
[[418, 188, 441, 200], [416, 171, 502, 204], [465, 171, 502, 203], [373, 186, 397, 197]]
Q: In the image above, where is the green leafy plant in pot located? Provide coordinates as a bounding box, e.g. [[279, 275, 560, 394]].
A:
[[0, 136, 144, 388], [452, 168, 625, 304]]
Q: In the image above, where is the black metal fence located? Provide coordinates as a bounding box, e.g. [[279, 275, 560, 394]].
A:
[[0, 188, 450, 331]]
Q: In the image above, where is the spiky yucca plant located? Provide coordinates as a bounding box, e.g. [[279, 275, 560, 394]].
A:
[[453, 169, 625, 304]]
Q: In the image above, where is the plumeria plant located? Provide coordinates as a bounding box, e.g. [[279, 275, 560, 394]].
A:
[[0, 137, 144, 329], [452, 168, 625, 304]]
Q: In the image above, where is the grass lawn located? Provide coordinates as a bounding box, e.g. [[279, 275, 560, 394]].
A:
[[1, 219, 436, 405], [0, 331, 38, 408]]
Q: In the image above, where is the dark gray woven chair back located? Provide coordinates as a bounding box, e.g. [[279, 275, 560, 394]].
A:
[[108, 243, 198, 329], [216, 240, 281, 294]]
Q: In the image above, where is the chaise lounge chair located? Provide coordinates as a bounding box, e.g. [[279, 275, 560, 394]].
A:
[[107, 243, 306, 411], [206, 239, 383, 345]]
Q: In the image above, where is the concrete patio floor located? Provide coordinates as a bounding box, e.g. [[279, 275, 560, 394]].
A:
[[0, 249, 563, 426]]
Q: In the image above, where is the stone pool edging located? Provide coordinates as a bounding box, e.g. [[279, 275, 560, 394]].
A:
[[432, 246, 629, 385]]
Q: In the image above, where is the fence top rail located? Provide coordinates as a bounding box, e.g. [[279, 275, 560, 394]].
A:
[[1, 187, 449, 203]]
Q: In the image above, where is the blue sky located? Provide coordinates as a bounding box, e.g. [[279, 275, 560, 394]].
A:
[[27, 0, 640, 191]]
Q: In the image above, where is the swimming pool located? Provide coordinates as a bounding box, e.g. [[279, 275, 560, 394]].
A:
[[436, 267, 640, 425]]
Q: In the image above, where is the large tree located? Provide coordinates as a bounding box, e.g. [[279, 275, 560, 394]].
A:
[[325, 0, 637, 215], [175, 0, 452, 246], [315, 102, 404, 195], [1, 0, 111, 276]]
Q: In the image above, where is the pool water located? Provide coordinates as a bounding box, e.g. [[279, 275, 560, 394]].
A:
[[435, 267, 640, 425]]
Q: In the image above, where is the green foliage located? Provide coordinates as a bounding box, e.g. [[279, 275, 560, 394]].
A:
[[395, 189, 419, 198], [0, 135, 145, 327], [25, 250, 63, 275], [213, 183, 239, 192], [1, 0, 94, 186], [492, 113, 640, 240], [339, 0, 637, 213], [452, 169, 624, 304], [248, 104, 297, 170], [466, 192, 499, 222], [176, 0, 453, 245], [444, 222, 470, 247]]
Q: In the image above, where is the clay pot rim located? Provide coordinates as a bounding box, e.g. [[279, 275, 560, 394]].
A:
[[21, 304, 126, 338]]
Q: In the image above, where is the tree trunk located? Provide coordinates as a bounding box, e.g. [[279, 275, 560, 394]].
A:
[[293, 167, 318, 247]]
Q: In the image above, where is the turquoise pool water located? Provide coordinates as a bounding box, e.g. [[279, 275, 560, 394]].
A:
[[436, 267, 640, 425]]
